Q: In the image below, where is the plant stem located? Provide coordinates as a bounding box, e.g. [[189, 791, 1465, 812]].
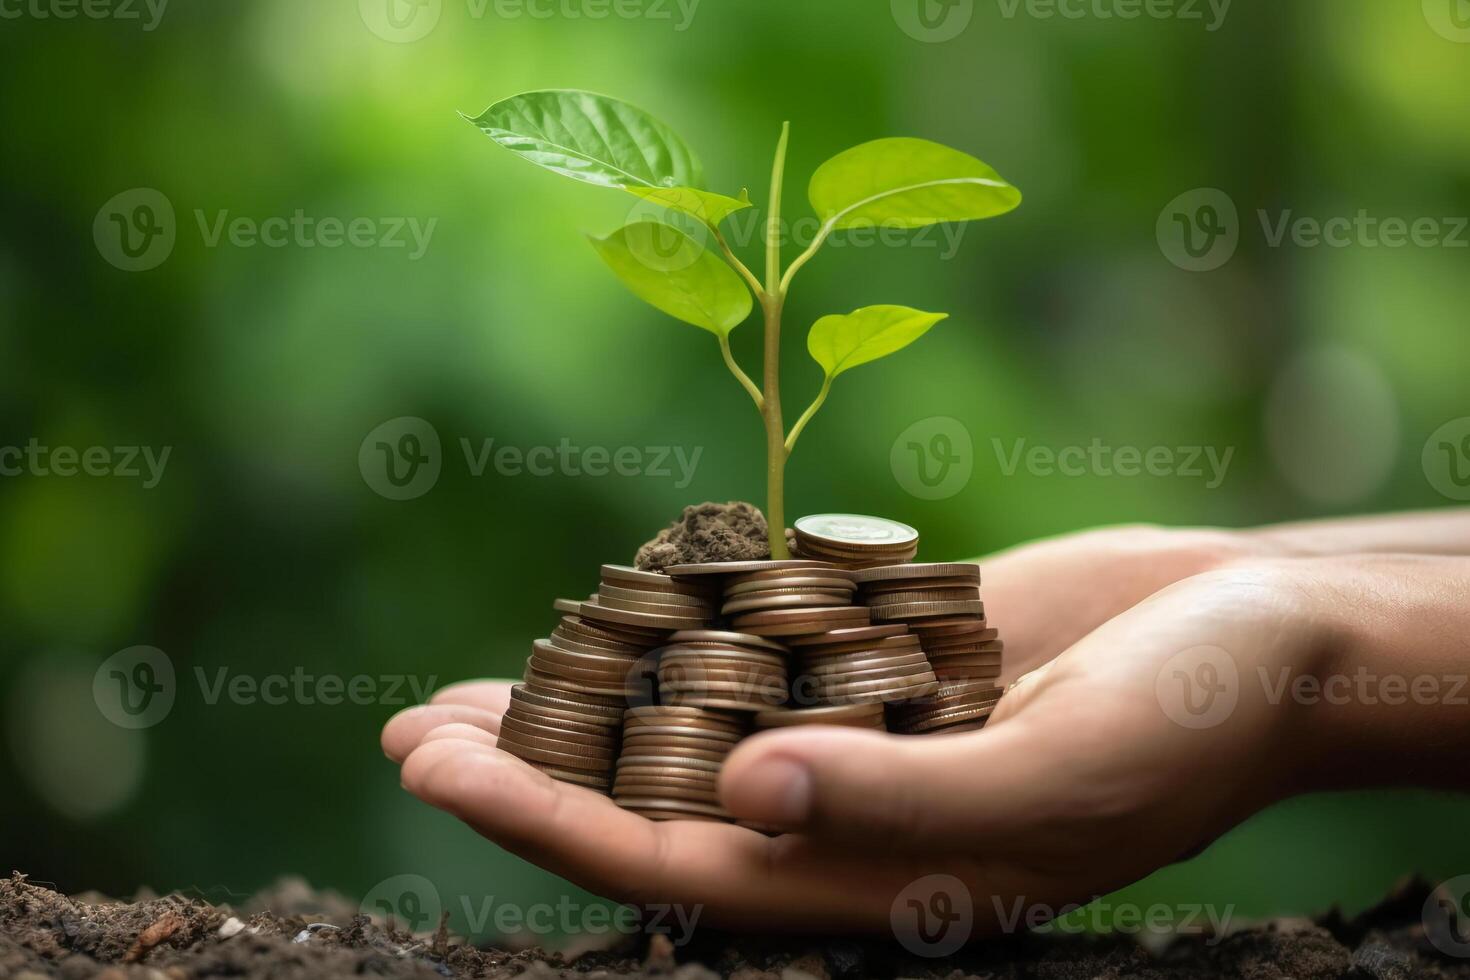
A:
[[784, 375, 830, 454], [762, 122, 791, 560], [718, 334, 764, 410], [713, 227, 764, 298], [778, 218, 834, 294]]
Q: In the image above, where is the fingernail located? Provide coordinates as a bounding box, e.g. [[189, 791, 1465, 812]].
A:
[[735, 758, 812, 824]]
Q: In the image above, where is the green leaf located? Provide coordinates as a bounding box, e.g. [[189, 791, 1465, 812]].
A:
[[625, 186, 751, 227], [807, 305, 948, 378], [808, 137, 1020, 230], [466, 90, 703, 190], [588, 221, 752, 337]]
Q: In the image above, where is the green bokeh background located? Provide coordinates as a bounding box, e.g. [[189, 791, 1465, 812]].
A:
[[2, 0, 1468, 943]]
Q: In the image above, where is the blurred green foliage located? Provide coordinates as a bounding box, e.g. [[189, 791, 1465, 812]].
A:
[[2, 0, 1468, 943]]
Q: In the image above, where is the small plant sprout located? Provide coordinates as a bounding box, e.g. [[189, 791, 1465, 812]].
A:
[[467, 89, 1020, 559]]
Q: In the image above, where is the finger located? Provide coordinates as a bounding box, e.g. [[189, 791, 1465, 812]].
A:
[[381, 703, 503, 762], [718, 722, 1052, 850], [398, 738, 923, 931], [429, 679, 515, 715], [419, 722, 498, 749]]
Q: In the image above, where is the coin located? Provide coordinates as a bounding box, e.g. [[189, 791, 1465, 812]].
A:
[[615, 756, 724, 774], [666, 629, 789, 653], [866, 587, 983, 605], [753, 703, 887, 729], [721, 591, 854, 615], [798, 658, 935, 682], [623, 705, 747, 726], [794, 514, 919, 549], [577, 598, 707, 630], [659, 647, 788, 670], [598, 584, 714, 608], [732, 606, 871, 628], [616, 743, 731, 764], [601, 564, 713, 596], [870, 600, 986, 621], [851, 562, 980, 584], [619, 732, 739, 753], [613, 795, 731, 818], [612, 780, 722, 804], [666, 559, 837, 577], [523, 762, 612, 791], [787, 624, 910, 647], [594, 593, 718, 617], [796, 636, 923, 660], [497, 734, 615, 770], [511, 683, 625, 718], [725, 568, 855, 589], [499, 715, 619, 747]]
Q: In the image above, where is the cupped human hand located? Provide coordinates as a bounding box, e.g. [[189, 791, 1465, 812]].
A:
[[383, 562, 1327, 933]]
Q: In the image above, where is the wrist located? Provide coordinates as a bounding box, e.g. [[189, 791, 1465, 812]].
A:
[[1253, 556, 1470, 795]]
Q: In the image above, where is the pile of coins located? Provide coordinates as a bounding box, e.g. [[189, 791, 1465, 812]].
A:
[[497, 514, 1006, 821]]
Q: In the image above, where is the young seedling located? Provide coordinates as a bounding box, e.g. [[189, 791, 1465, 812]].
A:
[[467, 90, 1020, 558]]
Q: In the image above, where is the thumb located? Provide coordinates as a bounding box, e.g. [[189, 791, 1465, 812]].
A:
[[717, 721, 1047, 848]]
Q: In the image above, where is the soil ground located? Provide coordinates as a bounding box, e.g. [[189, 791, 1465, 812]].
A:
[[3, 872, 1468, 979]]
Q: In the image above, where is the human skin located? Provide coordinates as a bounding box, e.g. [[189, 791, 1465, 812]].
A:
[[381, 514, 1470, 932]]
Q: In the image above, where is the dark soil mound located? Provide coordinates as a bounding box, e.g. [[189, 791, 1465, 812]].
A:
[[635, 502, 770, 571], [4, 872, 1470, 979]]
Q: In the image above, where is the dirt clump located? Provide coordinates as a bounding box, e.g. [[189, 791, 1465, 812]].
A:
[[635, 502, 770, 571]]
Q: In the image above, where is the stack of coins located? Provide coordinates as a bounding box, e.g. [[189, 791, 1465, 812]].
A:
[[719, 565, 857, 616], [754, 701, 886, 730], [887, 680, 1003, 734], [612, 706, 746, 821], [857, 562, 985, 627], [497, 684, 626, 792], [786, 624, 939, 707], [578, 564, 718, 631], [658, 630, 790, 712], [788, 514, 920, 568], [852, 563, 1006, 734], [914, 620, 1003, 682]]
